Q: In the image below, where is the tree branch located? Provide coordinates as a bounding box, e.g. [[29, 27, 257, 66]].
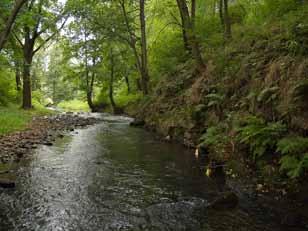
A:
[[12, 31, 24, 47], [0, 0, 28, 51], [33, 17, 68, 54]]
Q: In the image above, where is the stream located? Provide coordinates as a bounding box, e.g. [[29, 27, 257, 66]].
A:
[[0, 114, 294, 230]]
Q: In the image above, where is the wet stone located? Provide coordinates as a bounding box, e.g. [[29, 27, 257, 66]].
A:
[[0, 178, 15, 188]]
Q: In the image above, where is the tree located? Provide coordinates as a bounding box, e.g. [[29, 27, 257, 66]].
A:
[[219, 0, 232, 40], [139, 0, 149, 95], [176, 0, 204, 68], [14, 0, 66, 109], [223, 0, 232, 39], [118, 0, 149, 95], [0, 0, 28, 52]]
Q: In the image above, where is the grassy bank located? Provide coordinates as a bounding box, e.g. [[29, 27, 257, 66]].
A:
[[0, 105, 51, 136]]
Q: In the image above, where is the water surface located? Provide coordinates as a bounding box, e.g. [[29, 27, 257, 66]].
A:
[[0, 114, 289, 230]]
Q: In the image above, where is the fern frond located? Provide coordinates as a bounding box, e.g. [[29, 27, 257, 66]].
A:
[[277, 136, 308, 155]]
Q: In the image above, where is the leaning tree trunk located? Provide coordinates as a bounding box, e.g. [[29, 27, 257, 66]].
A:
[[139, 0, 149, 95], [176, 0, 205, 69], [120, 1, 143, 93]]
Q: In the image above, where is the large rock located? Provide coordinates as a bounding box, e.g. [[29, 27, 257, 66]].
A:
[[0, 178, 15, 188]]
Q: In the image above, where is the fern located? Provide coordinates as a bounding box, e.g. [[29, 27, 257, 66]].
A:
[[199, 124, 229, 160], [236, 116, 286, 160], [277, 136, 308, 178], [205, 93, 225, 108], [277, 136, 308, 155], [279, 154, 308, 178], [257, 86, 279, 104], [292, 80, 308, 108]]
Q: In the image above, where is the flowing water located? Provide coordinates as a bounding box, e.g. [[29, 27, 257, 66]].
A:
[[0, 114, 296, 230]]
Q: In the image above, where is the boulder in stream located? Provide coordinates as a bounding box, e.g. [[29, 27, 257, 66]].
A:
[[0, 178, 15, 188], [208, 191, 239, 210], [130, 119, 145, 127]]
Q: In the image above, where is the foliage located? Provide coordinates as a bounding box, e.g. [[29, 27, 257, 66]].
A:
[[0, 67, 16, 106], [277, 136, 308, 178], [236, 116, 286, 160], [257, 87, 279, 104], [277, 136, 308, 155], [115, 91, 142, 108], [57, 100, 89, 112], [292, 80, 308, 108], [279, 154, 308, 178], [199, 124, 229, 160], [205, 93, 225, 108]]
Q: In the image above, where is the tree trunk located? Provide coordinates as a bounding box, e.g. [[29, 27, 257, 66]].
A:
[[0, 0, 27, 51], [86, 71, 95, 111], [176, 0, 205, 69], [219, 0, 224, 28], [191, 0, 196, 29], [119, 1, 143, 90], [139, 0, 149, 95], [22, 55, 32, 109], [15, 63, 21, 91], [124, 74, 130, 95], [52, 79, 56, 103], [109, 49, 116, 112], [179, 6, 190, 52], [22, 28, 34, 109], [223, 0, 232, 39]]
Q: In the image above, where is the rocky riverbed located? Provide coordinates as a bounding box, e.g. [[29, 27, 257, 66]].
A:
[[0, 113, 101, 164]]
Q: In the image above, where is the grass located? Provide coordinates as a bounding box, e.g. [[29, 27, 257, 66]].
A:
[[0, 104, 52, 136], [57, 99, 89, 112]]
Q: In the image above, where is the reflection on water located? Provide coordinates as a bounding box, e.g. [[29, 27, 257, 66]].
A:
[[0, 115, 286, 230]]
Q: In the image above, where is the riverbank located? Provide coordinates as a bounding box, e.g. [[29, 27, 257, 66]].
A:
[[124, 15, 308, 227], [0, 112, 101, 164]]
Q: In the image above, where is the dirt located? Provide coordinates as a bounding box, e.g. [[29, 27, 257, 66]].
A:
[[0, 113, 102, 164]]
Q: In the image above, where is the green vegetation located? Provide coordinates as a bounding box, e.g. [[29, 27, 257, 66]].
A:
[[57, 100, 89, 112], [0, 0, 308, 185], [0, 105, 50, 135], [236, 116, 286, 160]]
